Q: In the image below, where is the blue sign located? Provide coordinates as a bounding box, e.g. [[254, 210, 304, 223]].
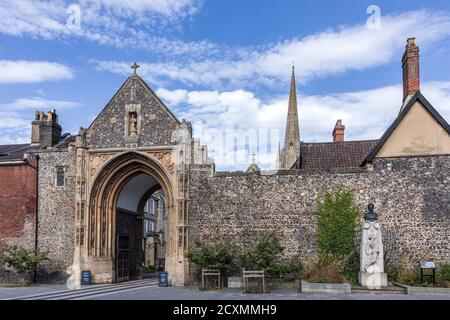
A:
[[81, 270, 91, 285], [158, 271, 168, 287]]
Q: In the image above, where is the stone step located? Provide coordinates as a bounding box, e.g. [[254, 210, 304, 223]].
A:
[[351, 285, 407, 295]]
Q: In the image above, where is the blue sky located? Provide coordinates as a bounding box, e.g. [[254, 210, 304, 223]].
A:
[[1, 0, 450, 170]]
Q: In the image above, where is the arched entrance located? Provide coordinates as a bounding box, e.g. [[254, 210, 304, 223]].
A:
[[115, 173, 166, 282], [79, 152, 183, 285]]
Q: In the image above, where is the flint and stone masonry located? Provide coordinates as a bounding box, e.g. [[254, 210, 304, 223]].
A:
[[0, 39, 449, 285], [189, 157, 450, 267]]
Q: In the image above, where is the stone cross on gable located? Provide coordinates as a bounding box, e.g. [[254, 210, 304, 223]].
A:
[[131, 62, 140, 76]]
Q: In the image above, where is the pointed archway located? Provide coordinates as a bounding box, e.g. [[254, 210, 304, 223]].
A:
[[76, 152, 183, 285]]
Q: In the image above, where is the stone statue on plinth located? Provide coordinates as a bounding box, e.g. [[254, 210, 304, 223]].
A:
[[359, 203, 388, 289]]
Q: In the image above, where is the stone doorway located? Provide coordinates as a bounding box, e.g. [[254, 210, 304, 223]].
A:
[[74, 152, 186, 285]]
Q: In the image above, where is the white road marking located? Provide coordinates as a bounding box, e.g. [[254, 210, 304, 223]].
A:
[[8, 279, 158, 300]]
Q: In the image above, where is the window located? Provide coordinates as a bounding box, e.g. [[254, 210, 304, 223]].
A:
[[56, 168, 65, 187], [144, 199, 155, 214], [144, 220, 155, 233]]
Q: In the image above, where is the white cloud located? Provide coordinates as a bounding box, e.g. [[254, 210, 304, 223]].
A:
[[0, 96, 81, 145], [0, 111, 31, 144], [1, 97, 81, 110], [94, 10, 450, 87], [157, 82, 450, 170], [156, 88, 187, 106], [0, 0, 212, 57], [0, 60, 74, 84], [97, 0, 201, 16]]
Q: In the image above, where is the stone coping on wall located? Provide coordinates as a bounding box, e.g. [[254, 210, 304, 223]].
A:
[[393, 282, 450, 295], [214, 167, 368, 177], [300, 280, 352, 294]]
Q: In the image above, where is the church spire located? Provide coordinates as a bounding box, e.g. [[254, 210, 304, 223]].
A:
[[279, 63, 301, 169]]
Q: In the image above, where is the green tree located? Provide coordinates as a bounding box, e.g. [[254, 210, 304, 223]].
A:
[[0, 245, 48, 284], [239, 233, 284, 273], [316, 187, 359, 260]]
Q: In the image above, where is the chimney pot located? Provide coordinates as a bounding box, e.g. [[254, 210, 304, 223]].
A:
[[31, 109, 61, 147], [333, 119, 345, 142], [402, 37, 420, 103]]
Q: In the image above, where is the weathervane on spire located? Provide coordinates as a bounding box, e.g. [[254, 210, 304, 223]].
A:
[[292, 60, 295, 71], [131, 62, 140, 76]]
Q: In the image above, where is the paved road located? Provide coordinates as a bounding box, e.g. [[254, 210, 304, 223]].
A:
[[1, 280, 450, 300]]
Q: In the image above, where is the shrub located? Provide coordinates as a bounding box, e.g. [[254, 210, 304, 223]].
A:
[[385, 257, 421, 286], [304, 259, 346, 284], [270, 259, 304, 281], [239, 233, 284, 273], [437, 263, 450, 287], [316, 187, 359, 260], [185, 239, 238, 273], [343, 251, 360, 284], [0, 245, 48, 284], [385, 263, 402, 282], [143, 265, 156, 273]]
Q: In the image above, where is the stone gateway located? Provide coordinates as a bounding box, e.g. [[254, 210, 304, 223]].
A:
[[0, 38, 449, 286]]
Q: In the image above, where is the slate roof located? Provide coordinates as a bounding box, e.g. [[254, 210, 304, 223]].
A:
[[0, 134, 75, 163], [54, 135, 76, 149], [0, 143, 38, 162], [297, 140, 379, 170]]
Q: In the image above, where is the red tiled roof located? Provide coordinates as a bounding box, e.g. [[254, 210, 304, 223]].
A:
[[298, 140, 378, 170]]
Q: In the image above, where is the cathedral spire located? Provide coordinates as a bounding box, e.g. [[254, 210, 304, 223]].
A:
[[279, 63, 301, 169], [285, 63, 300, 145]]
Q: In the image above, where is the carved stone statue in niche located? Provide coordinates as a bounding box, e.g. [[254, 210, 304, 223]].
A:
[[124, 81, 141, 141], [129, 112, 138, 136]]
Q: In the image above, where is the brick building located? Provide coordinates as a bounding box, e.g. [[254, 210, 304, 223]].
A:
[[0, 38, 449, 286]]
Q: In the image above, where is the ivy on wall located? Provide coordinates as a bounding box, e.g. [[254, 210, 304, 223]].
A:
[[316, 187, 359, 259]]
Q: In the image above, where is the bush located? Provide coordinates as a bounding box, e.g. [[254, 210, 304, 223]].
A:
[[0, 245, 48, 284], [185, 239, 238, 273], [437, 263, 450, 287], [343, 251, 360, 284], [385, 263, 402, 283], [385, 257, 421, 286], [316, 187, 359, 259], [239, 233, 284, 273], [143, 265, 156, 273], [270, 259, 304, 281], [304, 259, 346, 284]]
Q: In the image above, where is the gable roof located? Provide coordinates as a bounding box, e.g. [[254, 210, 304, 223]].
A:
[[364, 91, 450, 163], [88, 75, 180, 130], [299, 140, 378, 170]]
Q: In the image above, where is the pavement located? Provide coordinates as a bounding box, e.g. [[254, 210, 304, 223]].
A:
[[1, 279, 450, 300]]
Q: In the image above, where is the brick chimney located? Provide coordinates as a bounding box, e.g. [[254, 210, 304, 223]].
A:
[[31, 109, 62, 148], [402, 38, 420, 103], [332, 120, 345, 142]]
